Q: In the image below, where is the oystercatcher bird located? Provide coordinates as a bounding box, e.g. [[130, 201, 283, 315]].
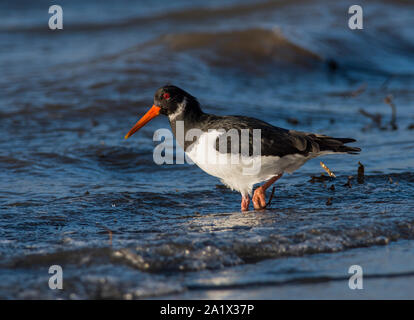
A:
[[124, 85, 360, 211]]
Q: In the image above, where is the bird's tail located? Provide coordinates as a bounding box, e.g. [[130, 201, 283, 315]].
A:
[[315, 135, 361, 154]]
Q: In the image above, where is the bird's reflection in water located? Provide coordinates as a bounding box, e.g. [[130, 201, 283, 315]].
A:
[[185, 209, 284, 233]]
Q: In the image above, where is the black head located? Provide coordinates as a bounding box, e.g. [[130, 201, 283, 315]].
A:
[[124, 85, 203, 139], [154, 85, 201, 119]]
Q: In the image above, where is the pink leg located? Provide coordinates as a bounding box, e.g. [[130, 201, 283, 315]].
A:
[[241, 195, 250, 212], [252, 174, 283, 210]]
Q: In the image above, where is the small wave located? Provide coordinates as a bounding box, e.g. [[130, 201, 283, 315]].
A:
[[6, 217, 414, 274], [0, 155, 33, 170], [4, 247, 111, 269], [159, 28, 322, 70], [0, 1, 299, 34], [76, 145, 156, 171], [31, 152, 83, 165], [112, 245, 242, 273], [187, 270, 414, 291]]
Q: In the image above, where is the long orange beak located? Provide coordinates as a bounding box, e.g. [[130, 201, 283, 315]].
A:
[[124, 105, 161, 139]]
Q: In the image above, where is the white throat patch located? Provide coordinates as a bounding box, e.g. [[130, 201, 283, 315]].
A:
[[168, 98, 186, 121]]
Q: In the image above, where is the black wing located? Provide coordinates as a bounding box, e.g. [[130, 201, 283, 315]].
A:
[[195, 114, 360, 157]]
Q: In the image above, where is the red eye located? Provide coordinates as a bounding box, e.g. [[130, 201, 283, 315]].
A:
[[163, 93, 170, 100]]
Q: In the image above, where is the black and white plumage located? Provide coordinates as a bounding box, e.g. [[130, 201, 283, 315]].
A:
[[125, 85, 360, 211]]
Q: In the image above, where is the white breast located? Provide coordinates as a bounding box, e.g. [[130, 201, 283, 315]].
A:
[[185, 130, 312, 196]]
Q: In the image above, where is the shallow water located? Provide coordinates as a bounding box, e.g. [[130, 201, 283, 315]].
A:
[[0, 0, 413, 299]]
